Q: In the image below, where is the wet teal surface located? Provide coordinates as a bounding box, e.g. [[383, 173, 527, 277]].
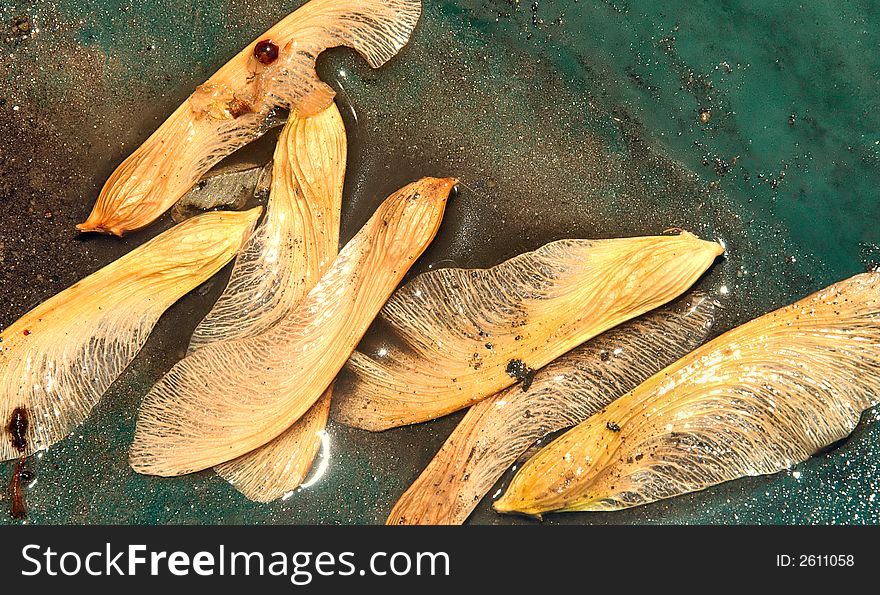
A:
[[0, 0, 878, 524]]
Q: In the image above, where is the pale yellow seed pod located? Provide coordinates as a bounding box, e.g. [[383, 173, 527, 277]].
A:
[[495, 272, 880, 517], [334, 232, 725, 431], [198, 105, 347, 503], [129, 177, 456, 477], [0, 208, 261, 461], [78, 0, 421, 235]]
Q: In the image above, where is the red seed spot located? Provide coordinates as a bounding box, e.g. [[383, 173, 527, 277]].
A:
[[254, 40, 279, 65], [22, 329, 30, 336]]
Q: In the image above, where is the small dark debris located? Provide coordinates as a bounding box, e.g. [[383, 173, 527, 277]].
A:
[[599, 350, 610, 362], [506, 359, 536, 391], [7, 408, 30, 519], [8, 407, 28, 453], [17, 465, 33, 483], [521, 370, 535, 391], [5, 16, 34, 46], [226, 98, 252, 119], [506, 358, 528, 379], [10, 459, 27, 519], [606, 421, 621, 432]]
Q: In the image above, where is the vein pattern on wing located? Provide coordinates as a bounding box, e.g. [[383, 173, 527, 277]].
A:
[[189, 105, 345, 351], [129, 177, 454, 476], [191, 105, 345, 502], [335, 232, 724, 431], [387, 294, 716, 524], [0, 209, 261, 461], [78, 0, 421, 235], [495, 272, 880, 516]]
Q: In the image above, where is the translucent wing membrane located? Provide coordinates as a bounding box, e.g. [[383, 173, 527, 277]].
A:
[[0, 209, 261, 461], [216, 390, 332, 502], [129, 178, 455, 476], [194, 105, 346, 502], [387, 295, 716, 525], [495, 272, 880, 517], [189, 105, 345, 352], [334, 233, 724, 431], [78, 0, 421, 235]]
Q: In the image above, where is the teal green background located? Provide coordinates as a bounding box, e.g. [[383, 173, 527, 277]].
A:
[[1, 0, 878, 524]]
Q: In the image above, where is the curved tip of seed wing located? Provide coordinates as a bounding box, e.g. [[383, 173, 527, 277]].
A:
[[237, 205, 264, 227], [494, 487, 607, 517], [76, 209, 144, 237], [492, 490, 520, 515], [493, 458, 568, 519], [677, 230, 726, 258], [79, 205, 261, 240], [673, 230, 724, 255], [703, 239, 726, 258], [494, 482, 562, 520], [491, 496, 514, 514], [492, 495, 542, 520], [415, 176, 458, 198], [76, 217, 125, 237], [435, 177, 459, 193], [76, 191, 148, 237]]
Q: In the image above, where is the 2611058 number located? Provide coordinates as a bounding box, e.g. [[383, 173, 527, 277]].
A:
[[800, 555, 854, 567]]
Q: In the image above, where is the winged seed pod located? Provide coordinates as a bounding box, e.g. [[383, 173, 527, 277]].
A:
[[196, 105, 346, 502], [189, 105, 345, 351], [0, 208, 261, 461], [333, 232, 725, 432], [387, 294, 716, 525], [129, 177, 455, 476], [494, 272, 880, 517], [77, 0, 421, 236]]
